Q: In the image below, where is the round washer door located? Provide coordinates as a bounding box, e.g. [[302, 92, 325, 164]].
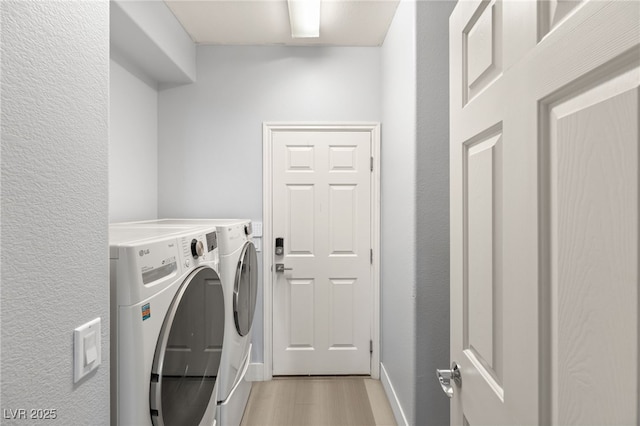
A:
[[233, 241, 258, 337], [150, 266, 225, 426]]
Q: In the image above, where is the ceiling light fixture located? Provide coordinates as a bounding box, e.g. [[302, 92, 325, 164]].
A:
[[287, 0, 321, 38]]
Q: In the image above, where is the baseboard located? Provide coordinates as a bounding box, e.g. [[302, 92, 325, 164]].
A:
[[380, 363, 409, 426], [246, 362, 265, 382]]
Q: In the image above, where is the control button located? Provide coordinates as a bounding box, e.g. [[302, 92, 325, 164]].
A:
[[191, 239, 205, 258], [184, 259, 190, 268]]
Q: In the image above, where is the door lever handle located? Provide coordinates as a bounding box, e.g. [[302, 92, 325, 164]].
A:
[[436, 362, 461, 398], [275, 263, 293, 273]]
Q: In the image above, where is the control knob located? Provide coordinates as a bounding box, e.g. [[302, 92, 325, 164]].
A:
[[191, 239, 205, 258]]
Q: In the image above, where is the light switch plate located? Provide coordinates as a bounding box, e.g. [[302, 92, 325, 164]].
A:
[[253, 221, 263, 237], [74, 317, 101, 383]]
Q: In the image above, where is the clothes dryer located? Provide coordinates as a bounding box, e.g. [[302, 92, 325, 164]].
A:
[[207, 220, 257, 426], [115, 219, 258, 426], [110, 224, 225, 426]]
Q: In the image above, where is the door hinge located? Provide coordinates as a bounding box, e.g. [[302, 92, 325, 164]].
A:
[[370, 156, 373, 172], [370, 249, 373, 264], [370, 340, 373, 354]]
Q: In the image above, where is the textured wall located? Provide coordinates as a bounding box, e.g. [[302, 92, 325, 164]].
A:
[[380, 1, 417, 424], [109, 59, 159, 223], [415, 1, 456, 424], [1, 1, 110, 424], [158, 46, 381, 363]]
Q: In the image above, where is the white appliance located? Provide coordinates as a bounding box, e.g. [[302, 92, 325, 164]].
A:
[[114, 219, 259, 426], [110, 224, 226, 426]]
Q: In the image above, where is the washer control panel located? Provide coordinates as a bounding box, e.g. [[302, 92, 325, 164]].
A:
[[136, 240, 179, 285], [191, 239, 205, 258], [180, 230, 218, 264]]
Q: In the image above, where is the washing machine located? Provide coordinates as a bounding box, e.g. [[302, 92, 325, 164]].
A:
[[114, 218, 258, 426], [110, 224, 226, 426]]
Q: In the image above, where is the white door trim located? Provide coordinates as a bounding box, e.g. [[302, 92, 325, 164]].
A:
[[262, 122, 381, 380]]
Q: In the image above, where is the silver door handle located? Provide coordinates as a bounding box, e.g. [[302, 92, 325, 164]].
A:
[[275, 263, 293, 273], [436, 362, 461, 398]]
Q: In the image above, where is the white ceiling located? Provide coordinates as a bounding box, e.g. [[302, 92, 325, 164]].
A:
[[164, 0, 400, 46]]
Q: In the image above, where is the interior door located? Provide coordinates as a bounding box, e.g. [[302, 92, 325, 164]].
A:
[[449, 0, 639, 424], [271, 127, 373, 375]]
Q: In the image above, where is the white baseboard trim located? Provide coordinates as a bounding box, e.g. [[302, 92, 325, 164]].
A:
[[246, 362, 265, 382], [380, 363, 409, 426]]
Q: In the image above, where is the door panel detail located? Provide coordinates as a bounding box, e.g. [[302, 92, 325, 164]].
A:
[[287, 185, 315, 255], [542, 69, 639, 425], [329, 278, 357, 349], [329, 145, 358, 171], [538, 0, 584, 40], [465, 348, 504, 399], [463, 0, 503, 105], [464, 132, 503, 385], [288, 278, 315, 349], [329, 184, 358, 256], [287, 146, 314, 171]]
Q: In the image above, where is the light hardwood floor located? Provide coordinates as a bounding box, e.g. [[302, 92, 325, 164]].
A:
[[240, 377, 397, 426]]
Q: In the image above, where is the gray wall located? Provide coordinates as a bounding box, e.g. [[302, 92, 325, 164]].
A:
[[415, 1, 456, 425], [1, 1, 110, 424], [109, 59, 159, 223], [380, 1, 417, 424], [380, 1, 455, 424], [158, 46, 381, 362]]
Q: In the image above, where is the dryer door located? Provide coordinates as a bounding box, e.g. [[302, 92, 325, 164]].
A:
[[150, 266, 225, 426], [233, 241, 258, 337]]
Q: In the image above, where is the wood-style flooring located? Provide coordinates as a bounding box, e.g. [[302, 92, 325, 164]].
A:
[[240, 377, 397, 426]]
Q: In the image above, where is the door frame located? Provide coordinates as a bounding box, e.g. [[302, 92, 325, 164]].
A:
[[262, 122, 381, 381]]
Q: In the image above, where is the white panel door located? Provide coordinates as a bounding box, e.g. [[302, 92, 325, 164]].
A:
[[449, 0, 639, 424], [272, 127, 373, 375]]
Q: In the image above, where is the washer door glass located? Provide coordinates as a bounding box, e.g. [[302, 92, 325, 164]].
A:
[[150, 267, 225, 426], [233, 241, 258, 337]]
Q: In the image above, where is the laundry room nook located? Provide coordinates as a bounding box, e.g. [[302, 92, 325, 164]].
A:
[[106, 0, 453, 424], [4, 0, 638, 425]]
